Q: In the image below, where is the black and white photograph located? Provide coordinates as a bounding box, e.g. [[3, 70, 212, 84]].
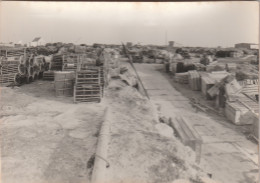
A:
[[0, 1, 259, 183]]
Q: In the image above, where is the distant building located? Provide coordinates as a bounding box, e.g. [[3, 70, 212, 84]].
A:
[[126, 42, 133, 47], [29, 37, 45, 47], [168, 41, 175, 47], [14, 44, 23, 48], [235, 43, 258, 49], [0, 42, 14, 47]]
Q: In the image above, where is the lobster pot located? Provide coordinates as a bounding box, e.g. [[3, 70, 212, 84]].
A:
[[100, 66, 104, 93], [54, 71, 75, 97], [1, 61, 20, 74], [0, 73, 16, 85], [51, 55, 63, 71], [188, 70, 201, 91], [62, 54, 79, 72], [43, 71, 55, 81], [74, 69, 101, 103]]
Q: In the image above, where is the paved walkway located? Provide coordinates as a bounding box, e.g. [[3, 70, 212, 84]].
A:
[[134, 63, 258, 183]]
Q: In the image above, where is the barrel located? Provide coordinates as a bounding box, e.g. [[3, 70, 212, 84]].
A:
[[54, 71, 75, 97]]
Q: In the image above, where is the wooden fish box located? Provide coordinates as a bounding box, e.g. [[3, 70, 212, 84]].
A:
[[225, 99, 258, 125], [175, 72, 189, 84], [201, 76, 215, 100], [188, 70, 201, 91]]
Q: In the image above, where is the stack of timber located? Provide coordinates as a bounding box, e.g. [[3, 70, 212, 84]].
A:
[[50, 54, 63, 71], [188, 70, 201, 91], [225, 94, 259, 125], [54, 71, 74, 97], [175, 72, 189, 84], [62, 54, 79, 72], [74, 67, 102, 103]]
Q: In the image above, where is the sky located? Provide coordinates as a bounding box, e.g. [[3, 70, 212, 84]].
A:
[[0, 1, 259, 47]]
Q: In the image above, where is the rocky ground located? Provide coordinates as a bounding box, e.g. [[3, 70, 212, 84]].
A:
[[0, 82, 105, 183]]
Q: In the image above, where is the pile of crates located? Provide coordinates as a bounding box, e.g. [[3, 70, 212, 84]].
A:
[[74, 67, 102, 103]]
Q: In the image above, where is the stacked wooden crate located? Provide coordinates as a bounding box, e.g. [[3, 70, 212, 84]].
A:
[[200, 75, 216, 99], [175, 72, 189, 84], [188, 70, 201, 91], [74, 68, 102, 103]]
